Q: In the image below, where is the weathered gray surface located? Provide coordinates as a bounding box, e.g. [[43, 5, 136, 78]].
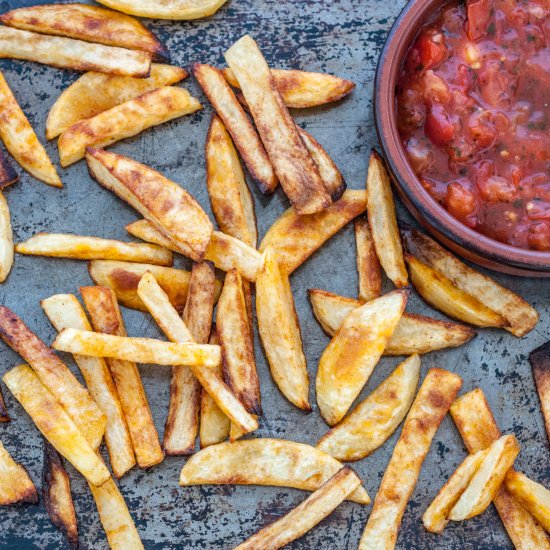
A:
[[0, 0, 548, 548]]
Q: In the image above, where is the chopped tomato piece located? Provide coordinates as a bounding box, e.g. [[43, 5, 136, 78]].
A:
[[467, 111, 498, 148], [425, 104, 455, 145], [405, 137, 434, 173], [526, 200, 550, 220], [417, 30, 448, 70], [421, 70, 451, 103], [477, 175, 517, 202], [446, 182, 477, 225], [478, 60, 515, 108], [466, 0, 493, 41], [397, 87, 426, 134], [528, 222, 550, 250]]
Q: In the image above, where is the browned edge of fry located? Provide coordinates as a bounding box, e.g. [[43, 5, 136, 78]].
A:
[[0, 383, 10, 422], [0, 149, 18, 188], [354, 216, 382, 302], [529, 341, 550, 443]]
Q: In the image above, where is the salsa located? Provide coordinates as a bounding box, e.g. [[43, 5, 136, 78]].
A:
[[397, 0, 550, 250]]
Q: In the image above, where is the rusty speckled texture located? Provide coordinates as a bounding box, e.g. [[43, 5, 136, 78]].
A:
[[0, 0, 548, 548]]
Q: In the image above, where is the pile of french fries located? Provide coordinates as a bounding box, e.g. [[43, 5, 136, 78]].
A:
[[0, 3, 548, 550]]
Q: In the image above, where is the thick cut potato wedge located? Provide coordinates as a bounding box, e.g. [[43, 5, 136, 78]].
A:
[[86, 148, 213, 261], [359, 369, 462, 550], [0, 306, 105, 449], [0, 385, 9, 422], [0, 71, 61, 187], [46, 64, 187, 139], [179, 438, 370, 504], [367, 151, 408, 288], [0, 192, 13, 282], [449, 435, 520, 521], [195, 64, 277, 194], [17, 233, 173, 265], [316, 290, 407, 426], [505, 471, 550, 533], [402, 226, 539, 336], [0, 440, 38, 505], [223, 67, 355, 109], [94, 0, 227, 19], [41, 294, 135, 479], [3, 365, 110, 486], [0, 26, 151, 77], [529, 341, 550, 443], [308, 289, 476, 354], [225, 36, 331, 214], [450, 389, 550, 549], [0, 150, 18, 188], [259, 190, 367, 273], [236, 467, 361, 550], [355, 217, 382, 302], [81, 286, 163, 470], [59, 87, 201, 166], [317, 354, 420, 461], [256, 248, 310, 410], [0, 4, 168, 59], [42, 441, 78, 548]]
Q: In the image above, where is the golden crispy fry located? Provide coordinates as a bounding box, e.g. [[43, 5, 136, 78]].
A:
[[402, 226, 539, 336], [3, 365, 110, 486], [46, 64, 187, 139], [179, 438, 370, 504], [225, 36, 331, 214], [317, 354, 420, 461], [17, 233, 173, 265], [308, 289, 476, 354], [236, 467, 361, 550], [0, 4, 168, 59], [0, 440, 37, 505], [86, 148, 213, 261], [0, 71, 61, 187], [195, 64, 277, 193], [0, 306, 105, 449], [0, 192, 13, 282], [81, 286, 163, 470], [367, 151, 407, 288], [42, 441, 78, 548], [316, 290, 407, 426], [359, 369, 462, 550], [355, 217, 381, 302], [422, 449, 488, 533], [41, 294, 135, 479], [0, 150, 17, 188], [94, 0, 227, 19], [505, 471, 550, 533], [0, 26, 151, 77], [0, 385, 9, 422], [529, 342, 550, 443], [223, 67, 355, 109], [259, 190, 367, 273], [256, 248, 310, 410], [450, 389, 550, 549], [59, 87, 201, 166]]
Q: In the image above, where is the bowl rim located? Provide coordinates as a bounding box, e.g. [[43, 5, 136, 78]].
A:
[[373, 0, 550, 272]]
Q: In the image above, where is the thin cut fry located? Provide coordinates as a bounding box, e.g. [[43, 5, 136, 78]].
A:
[[0, 385, 9, 422], [0, 150, 18, 188], [236, 467, 361, 550], [359, 369, 462, 550], [0, 440, 37, 505], [355, 217, 382, 302], [0, 192, 13, 282], [94, 0, 227, 20], [529, 341, 550, 443]]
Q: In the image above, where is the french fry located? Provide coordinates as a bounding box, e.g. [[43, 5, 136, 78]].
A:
[[195, 64, 277, 194], [17, 233, 173, 265], [359, 368, 462, 550], [308, 288, 476, 354], [0, 440, 37, 505], [529, 341, 550, 443], [0, 149, 18, 188], [0, 26, 151, 77], [259, 190, 367, 273], [355, 217, 382, 302], [0, 71, 61, 187], [236, 467, 361, 550], [46, 64, 187, 139], [450, 388, 550, 549], [0, 191, 13, 282], [0, 306, 105, 449], [317, 354, 420, 461], [0, 4, 168, 59], [505, 471, 550, 533], [94, 0, 227, 20], [41, 294, 135, 479], [223, 67, 355, 109], [256, 247, 310, 410], [225, 35, 332, 214], [316, 290, 407, 426], [59, 87, 201, 166], [179, 438, 371, 504], [86, 148, 213, 261], [367, 151, 408, 288], [448, 435, 520, 521], [80, 286, 163, 469], [42, 441, 78, 548], [402, 226, 539, 336], [3, 365, 110, 486], [0, 384, 9, 422]]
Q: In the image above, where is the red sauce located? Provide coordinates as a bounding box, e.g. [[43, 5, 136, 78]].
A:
[[397, 0, 550, 250]]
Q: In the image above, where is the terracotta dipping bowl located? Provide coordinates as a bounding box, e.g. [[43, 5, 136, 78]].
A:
[[374, 0, 550, 277]]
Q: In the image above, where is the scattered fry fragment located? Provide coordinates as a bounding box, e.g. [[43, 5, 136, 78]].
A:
[[355, 217, 382, 302], [94, 0, 228, 20], [0, 150, 17, 188], [529, 341, 550, 443], [0, 192, 13, 283], [0, 440, 37, 505]]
